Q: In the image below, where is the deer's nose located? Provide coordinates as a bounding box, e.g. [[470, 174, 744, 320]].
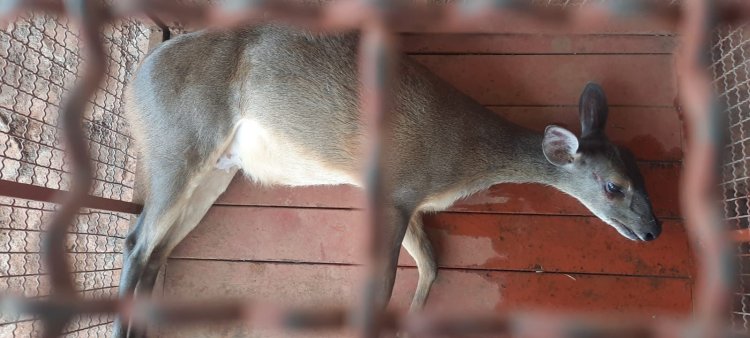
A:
[[641, 217, 662, 241]]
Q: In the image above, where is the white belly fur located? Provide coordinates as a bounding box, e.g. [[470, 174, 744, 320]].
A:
[[216, 119, 359, 187]]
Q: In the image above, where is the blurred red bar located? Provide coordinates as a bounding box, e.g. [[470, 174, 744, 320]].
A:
[[0, 179, 143, 214], [732, 229, 750, 243], [0, 0, 741, 337]]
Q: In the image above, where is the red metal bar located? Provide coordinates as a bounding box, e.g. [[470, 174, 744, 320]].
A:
[[0, 0, 64, 23], [676, 0, 733, 335], [108, 0, 685, 35], [719, 0, 750, 25], [0, 1, 743, 337], [7, 296, 702, 337], [732, 229, 750, 243], [0, 180, 143, 214], [355, 2, 398, 337], [37, 0, 110, 337]]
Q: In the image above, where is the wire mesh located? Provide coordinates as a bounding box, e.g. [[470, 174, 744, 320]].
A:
[[713, 22, 750, 335], [0, 12, 150, 337], [0, 13, 149, 201], [0, 0, 746, 337], [0, 196, 133, 336]]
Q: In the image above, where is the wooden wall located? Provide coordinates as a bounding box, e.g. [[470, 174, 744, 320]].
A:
[[157, 19, 691, 337]]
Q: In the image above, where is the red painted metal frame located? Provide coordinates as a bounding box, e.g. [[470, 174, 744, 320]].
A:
[[0, 180, 143, 214], [733, 229, 750, 243], [0, 0, 747, 337], [676, 0, 733, 333]]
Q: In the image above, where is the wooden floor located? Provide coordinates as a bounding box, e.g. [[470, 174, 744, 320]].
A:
[[156, 18, 691, 337]]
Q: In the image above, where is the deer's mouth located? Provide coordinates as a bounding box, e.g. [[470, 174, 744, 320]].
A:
[[609, 218, 641, 241]]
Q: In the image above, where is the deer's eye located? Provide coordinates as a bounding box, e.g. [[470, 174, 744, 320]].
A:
[[605, 182, 624, 196]]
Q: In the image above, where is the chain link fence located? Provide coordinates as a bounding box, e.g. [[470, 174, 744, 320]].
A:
[[0, 13, 150, 337], [713, 22, 750, 334]]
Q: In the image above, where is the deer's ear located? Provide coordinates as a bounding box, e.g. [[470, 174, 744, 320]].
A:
[[579, 82, 609, 139], [543, 125, 579, 167]]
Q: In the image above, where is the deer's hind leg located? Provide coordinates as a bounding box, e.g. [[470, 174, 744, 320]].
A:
[[114, 154, 239, 338], [402, 211, 437, 312]]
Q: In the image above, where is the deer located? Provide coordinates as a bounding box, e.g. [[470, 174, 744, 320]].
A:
[[115, 25, 662, 337]]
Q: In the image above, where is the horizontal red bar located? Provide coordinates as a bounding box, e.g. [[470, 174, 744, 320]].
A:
[[732, 229, 750, 243], [0, 179, 143, 214]]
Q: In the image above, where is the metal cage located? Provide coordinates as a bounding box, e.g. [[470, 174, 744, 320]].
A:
[[0, 0, 747, 337]]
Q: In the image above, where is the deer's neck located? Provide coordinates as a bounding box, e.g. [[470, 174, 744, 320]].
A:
[[502, 131, 564, 185], [463, 122, 571, 195]]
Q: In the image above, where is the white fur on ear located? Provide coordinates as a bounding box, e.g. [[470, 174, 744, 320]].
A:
[[542, 125, 579, 166]]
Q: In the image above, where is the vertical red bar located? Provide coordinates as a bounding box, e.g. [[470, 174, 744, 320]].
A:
[[356, 12, 398, 338], [44, 0, 104, 296], [678, 0, 733, 335], [40, 0, 109, 336]]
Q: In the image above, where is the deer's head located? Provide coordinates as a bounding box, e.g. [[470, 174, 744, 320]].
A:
[[541, 83, 661, 241]]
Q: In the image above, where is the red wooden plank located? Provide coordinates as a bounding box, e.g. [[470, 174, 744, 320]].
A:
[[216, 162, 680, 218], [454, 161, 681, 218], [493, 106, 682, 161], [217, 179, 363, 209], [396, 11, 677, 35], [402, 34, 677, 55], [411, 55, 676, 106], [171, 207, 691, 277], [159, 260, 691, 338], [414, 213, 691, 276]]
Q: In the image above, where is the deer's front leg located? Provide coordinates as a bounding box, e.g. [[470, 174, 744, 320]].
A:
[[357, 204, 410, 334]]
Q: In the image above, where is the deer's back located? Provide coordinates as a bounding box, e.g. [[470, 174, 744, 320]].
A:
[[126, 26, 515, 203]]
